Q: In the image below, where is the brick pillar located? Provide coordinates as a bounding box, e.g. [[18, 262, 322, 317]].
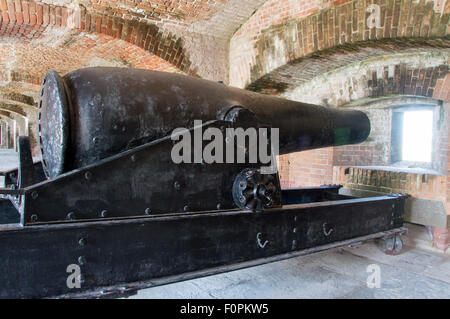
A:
[[0, 122, 6, 148], [432, 228, 449, 252]]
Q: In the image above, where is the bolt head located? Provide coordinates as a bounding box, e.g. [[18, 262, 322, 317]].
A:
[[78, 256, 86, 265], [84, 171, 92, 180]]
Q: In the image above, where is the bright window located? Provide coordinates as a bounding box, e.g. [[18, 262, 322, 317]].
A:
[[401, 110, 433, 162]]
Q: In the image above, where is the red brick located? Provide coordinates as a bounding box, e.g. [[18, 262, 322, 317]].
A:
[[61, 7, 67, 27], [42, 4, 49, 25], [36, 4, 42, 25]]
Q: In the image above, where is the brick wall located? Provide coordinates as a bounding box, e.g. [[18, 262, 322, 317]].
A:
[[274, 51, 449, 188], [83, 0, 229, 26], [278, 148, 334, 188], [334, 166, 447, 202], [332, 97, 448, 171], [333, 163, 450, 250], [333, 107, 392, 166], [280, 97, 448, 189]]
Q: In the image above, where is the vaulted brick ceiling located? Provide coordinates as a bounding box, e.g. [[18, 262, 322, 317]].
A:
[[0, 0, 270, 153], [0, 0, 269, 106], [0, 0, 267, 81], [0, 0, 449, 117]]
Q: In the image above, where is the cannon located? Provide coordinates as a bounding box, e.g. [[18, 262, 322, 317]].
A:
[[0, 68, 406, 298], [38, 67, 370, 177]]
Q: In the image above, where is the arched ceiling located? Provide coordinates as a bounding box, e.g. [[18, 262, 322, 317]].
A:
[[0, 0, 272, 153], [246, 40, 450, 107], [0, 31, 184, 86], [230, 0, 450, 88], [0, 26, 187, 122], [246, 38, 450, 100], [0, 0, 270, 84], [1, 0, 448, 91]]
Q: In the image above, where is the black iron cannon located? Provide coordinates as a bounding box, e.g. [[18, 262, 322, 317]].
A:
[[39, 67, 370, 177], [0, 68, 405, 299], [32, 67, 372, 216]]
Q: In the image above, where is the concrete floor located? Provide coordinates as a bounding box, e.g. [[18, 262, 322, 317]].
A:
[[1, 149, 449, 299], [128, 237, 450, 299]]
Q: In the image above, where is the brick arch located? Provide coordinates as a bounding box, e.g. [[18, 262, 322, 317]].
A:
[[230, 0, 450, 88], [245, 39, 450, 106], [0, 114, 16, 149], [0, 0, 195, 75], [0, 91, 35, 106], [0, 101, 36, 116], [0, 100, 38, 151], [285, 54, 449, 106], [0, 105, 28, 117], [0, 33, 185, 88], [0, 109, 27, 145], [0, 109, 14, 119]]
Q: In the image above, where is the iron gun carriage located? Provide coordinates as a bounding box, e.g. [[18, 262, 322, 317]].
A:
[[0, 68, 406, 298]]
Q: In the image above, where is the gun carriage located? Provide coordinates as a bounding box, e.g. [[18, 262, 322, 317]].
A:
[[0, 68, 406, 298]]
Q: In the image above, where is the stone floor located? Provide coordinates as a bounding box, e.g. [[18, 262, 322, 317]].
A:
[[129, 235, 450, 299], [1, 149, 449, 299]]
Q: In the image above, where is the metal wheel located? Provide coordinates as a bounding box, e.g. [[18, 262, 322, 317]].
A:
[[376, 234, 403, 255]]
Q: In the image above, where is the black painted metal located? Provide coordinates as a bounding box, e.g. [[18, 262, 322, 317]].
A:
[[0, 69, 403, 299], [0, 199, 19, 224], [18, 136, 37, 188], [0, 162, 46, 188], [39, 67, 370, 178], [38, 71, 70, 178], [232, 168, 280, 211], [19, 121, 283, 224], [281, 185, 354, 205], [0, 194, 406, 299], [64, 227, 408, 299], [7, 68, 372, 223]]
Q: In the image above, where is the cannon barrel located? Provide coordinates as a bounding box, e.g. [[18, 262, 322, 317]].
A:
[[38, 67, 370, 178]]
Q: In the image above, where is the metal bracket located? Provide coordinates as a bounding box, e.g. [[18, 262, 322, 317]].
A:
[[19, 120, 281, 225], [256, 232, 269, 248], [323, 223, 334, 236], [18, 136, 37, 188]]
